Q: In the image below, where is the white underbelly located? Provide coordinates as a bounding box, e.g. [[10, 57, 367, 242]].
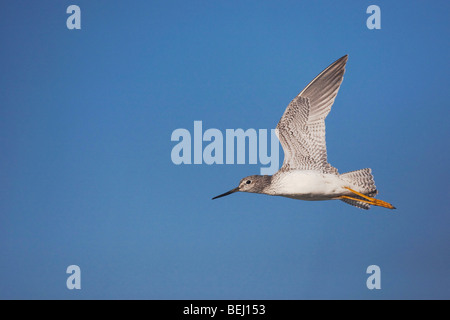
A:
[[270, 171, 346, 201]]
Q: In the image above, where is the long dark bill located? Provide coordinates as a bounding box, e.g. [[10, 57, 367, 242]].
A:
[[212, 187, 239, 200]]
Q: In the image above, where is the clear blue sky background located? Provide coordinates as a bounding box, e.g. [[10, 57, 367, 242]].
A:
[[1, 0, 449, 299]]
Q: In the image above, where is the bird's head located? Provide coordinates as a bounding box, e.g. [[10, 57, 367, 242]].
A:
[[212, 175, 272, 199]]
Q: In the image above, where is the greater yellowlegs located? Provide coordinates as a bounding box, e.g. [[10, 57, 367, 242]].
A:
[[212, 55, 395, 210]]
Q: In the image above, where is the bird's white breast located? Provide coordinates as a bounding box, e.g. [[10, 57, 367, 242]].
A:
[[269, 170, 346, 200]]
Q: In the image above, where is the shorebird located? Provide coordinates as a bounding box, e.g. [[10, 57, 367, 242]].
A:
[[212, 55, 395, 210]]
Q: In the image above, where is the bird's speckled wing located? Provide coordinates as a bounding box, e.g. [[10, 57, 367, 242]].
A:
[[276, 55, 348, 174]]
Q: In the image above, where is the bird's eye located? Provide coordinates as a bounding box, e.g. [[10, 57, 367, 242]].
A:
[[246, 180, 251, 184]]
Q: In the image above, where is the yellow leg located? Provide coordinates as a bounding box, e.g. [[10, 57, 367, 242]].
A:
[[342, 187, 396, 210], [340, 195, 376, 207]]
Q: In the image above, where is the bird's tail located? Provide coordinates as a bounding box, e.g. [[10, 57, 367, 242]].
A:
[[339, 168, 378, 210]]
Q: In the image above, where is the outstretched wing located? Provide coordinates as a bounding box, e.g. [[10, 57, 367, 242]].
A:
[[276, 55, 348, 173]]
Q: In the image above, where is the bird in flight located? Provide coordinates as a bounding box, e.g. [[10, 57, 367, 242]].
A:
[[212, 55, 395, 210]]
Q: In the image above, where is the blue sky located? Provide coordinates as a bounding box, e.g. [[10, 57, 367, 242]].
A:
[[0, 0, 449, 299]]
